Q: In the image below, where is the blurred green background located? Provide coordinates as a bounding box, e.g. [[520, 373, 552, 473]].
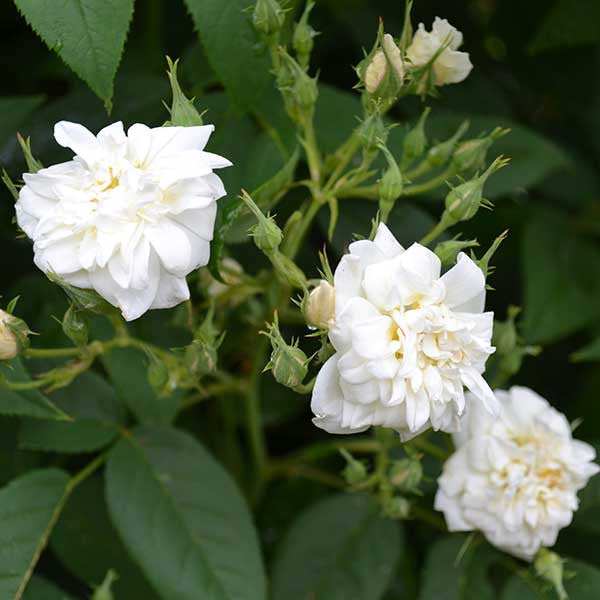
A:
[[1, 0, 600, 597]]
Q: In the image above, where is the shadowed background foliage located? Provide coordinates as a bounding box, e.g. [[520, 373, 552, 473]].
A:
[[1, 0, 600, 598]]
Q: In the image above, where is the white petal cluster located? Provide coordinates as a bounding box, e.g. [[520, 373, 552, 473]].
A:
[[407, 17, 472, 86], [310, 223, 497, 441], [16, 121, 231, 321], [435, 386, 599, 560]]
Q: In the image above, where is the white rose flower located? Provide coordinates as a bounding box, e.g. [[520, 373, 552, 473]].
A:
[[435, 386, 600, 560], [365, 34, 404, 94], [15, 121, 231, 321], [406, 17, 473, 86], [310, 223, 497, 441]]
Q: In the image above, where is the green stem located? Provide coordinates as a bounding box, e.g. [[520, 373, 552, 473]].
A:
[[283, 196, 322, 259], [420, 218, 453, 246], [24, 347, 81, 358], [268, 461, 345, 488], [409, 436, 450, 461], [302, 116, 321, 183], [411, 505, 446, 531], [245, 336, 269, 498]]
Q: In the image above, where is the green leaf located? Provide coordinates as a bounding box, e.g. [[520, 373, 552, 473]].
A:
[[105, 425, 266, 600], [13, 0, 135, 109], [522, 210, 600, 344], [0, 359, 70, 421], [0, 96, 45, 147], [501, 560, 600, 599], [420, 536, 497, 600], [51, 476, 159, 600], [19, 371, 126, 453], [270, 493, 401, 600], [183, 0, 271, 109], [572, 337, 600, 362], [22, 576, 76, 600], [0, 468, 70, 600], [102, 347, 181, 424], [529, 0, 600, 54]]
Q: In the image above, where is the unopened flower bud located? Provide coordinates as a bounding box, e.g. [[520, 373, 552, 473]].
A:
[[452, 127, 509, 173], [263, 314, 309, 388], [62, 304, 88, 347], [443, 156, 509, 224], [382, 495, 411, 520], [185, 306, 223, 375], [434, 237, 478, 267], [277, 49, 318, 124], [389, 458, 423, 493], [403, 107, 430, 164], [243, 191, 283, 253], [362, 33, 404, 100], [426, 120, 469, 168], [293, 1, 317, 68], [252, 0, 285, 37], [147, 356, 170, 394], [0, 310, 20, 360], [378, 144, 403, 221], [339, 448, 368, 485], [306, 280, 335, 330], [534, 549, 568, 600], [164, 57, 204, 127], [358, 110, 389, 159]]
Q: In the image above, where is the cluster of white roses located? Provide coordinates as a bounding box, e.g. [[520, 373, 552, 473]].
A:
[[12, 15, 597, 565]]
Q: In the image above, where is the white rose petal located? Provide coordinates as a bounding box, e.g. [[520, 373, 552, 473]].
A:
[[435, 386, 600, 560], [310, 223, 496, 440], [15, 121, 231, 321], [406, 17, 473, 86]]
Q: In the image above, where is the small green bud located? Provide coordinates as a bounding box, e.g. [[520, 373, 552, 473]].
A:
[[339, 448, 368, 485], [426, 120, 469, 168], [147, 356, 170, 393], [17, 133, 43, 174], [62, 304, 88, 347], [164, 57, 204, 127], [185, 306, 223, 375], [92, 570, 118, 600], [402, 107, 430, 165], [443, 156, 509, 224], [534, 549, 568, 600], [242, 190, 283, 253], [277, 49, 318, 124], [389, 458, 423, 493], [293, 1, 317, 68], [252, 0, 285, 37], [377, 144, 403, 222], [452, 127, 509, 172], [434, 237, 479, 267], [263, 313, 309, 388], [381, 495, 411, 520], [358, 110, 390, 159]]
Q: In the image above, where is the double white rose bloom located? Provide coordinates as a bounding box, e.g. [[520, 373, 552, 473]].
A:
[[407, 17, 473, 86], [436, 387, 599, 560], [311, 223, 497, 441], [16, 121, 230, 321]]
